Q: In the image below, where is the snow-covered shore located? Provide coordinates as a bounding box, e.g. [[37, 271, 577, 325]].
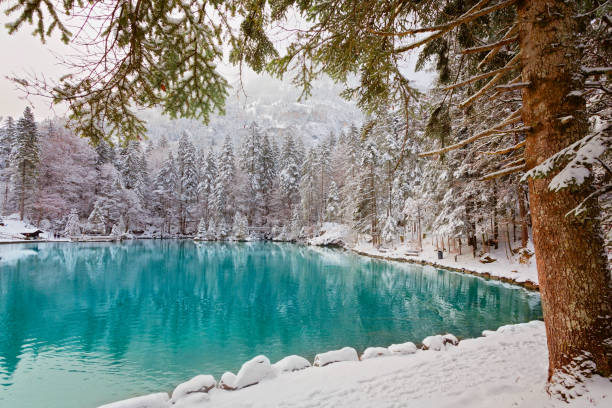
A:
[[99, 321, 610, 408], [352, 240, 539, 290]]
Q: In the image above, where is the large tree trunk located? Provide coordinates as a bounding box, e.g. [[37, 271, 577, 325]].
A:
[[518, 0, 612, 394]]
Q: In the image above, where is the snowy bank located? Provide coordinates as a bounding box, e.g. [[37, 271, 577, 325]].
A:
[[308, 222, 353, 247], [352, 240, 539, 290], [98, 321, 610, 408]]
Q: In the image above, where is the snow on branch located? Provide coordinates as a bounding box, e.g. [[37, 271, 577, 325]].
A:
[[393, 0, 518, 53], [581, 67, 612, 75], [419, 109, 522, 157], [521, 119, 612, 191]]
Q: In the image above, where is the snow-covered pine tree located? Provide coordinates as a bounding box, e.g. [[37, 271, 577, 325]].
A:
[[213, 135, 235, 225], [206, 219, 217, 241], [153, 151, 177, 234], [353, 138, 380, 246], [0, 117, 15, 169], [196, 217, 207, 240], [278, 134, 301, 222], [177, 132, 199, 234], [63, 208, 81, 237], [325, 180, 341, 222], [87, 200, 106, 235], [117, 215, 126, 234], [199, 149, 218, 227], [11, 107, 39, 220], [232, 212, 248, 240], [381, 214, 397, 246]]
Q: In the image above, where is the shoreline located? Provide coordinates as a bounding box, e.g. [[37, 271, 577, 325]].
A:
[[349, 247, 540, 292]]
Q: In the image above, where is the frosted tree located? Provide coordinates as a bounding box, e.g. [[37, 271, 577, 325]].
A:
[[199, 149, 218, 226], [213, 135, 235, 225], [381, 214, 397, 246], [232, 212, 249, 240], [206, 219, 217, 241], [177, 132, 199, 234], [196, 217, 207, 240], [63, 208, 81, 237], [0, 117, 15, 169], [353, 138, 380, 245], [117, 215, 127, 234], [11, 107, 39, 220], [87, 200, 106, 234], [154, 152, 178, 234], [278, 134, 301, 221], [110, 224, 121, 238], [325, 180, 341, 222]]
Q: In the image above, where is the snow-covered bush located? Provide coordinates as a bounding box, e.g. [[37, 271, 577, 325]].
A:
[[233, 355, 273, 389], [388, 341, 417, 355], [219, 372, 237, 390]]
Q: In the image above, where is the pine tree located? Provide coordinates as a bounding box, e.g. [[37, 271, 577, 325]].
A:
[[214, 135, 235, 225], [199, 149, 218, 226], [196, 217, 207, 240], [325, 180, 341, 222], [279, 134, 301, 222], [63, 208, 81, 237], [177, 132, 199, 234], [232, 212, 249, 240], [87, 200, 106, 234], [12, 107, 39, 220], [0, 117, 15, 169], [154, 152, 177, 234], [353, 138, 380, 245]]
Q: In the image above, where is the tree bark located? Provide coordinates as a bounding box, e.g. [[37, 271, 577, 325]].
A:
[[518, 0, 612, 392]]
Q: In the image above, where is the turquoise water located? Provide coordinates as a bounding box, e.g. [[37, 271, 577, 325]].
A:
[[0, 241, 541, 407]]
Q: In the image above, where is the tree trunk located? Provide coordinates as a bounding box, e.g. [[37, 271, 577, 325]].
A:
[[517, 184, 529, 248], [518, 0, 612, 392]]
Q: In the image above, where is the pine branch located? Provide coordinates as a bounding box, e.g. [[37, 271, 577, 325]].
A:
[[460, 53, 521, 109], [481, 140, 525, 155], [477, 24, 518, 70], [494, 82, 530, 91], [419, 109, 522, 157], [393, 0, 518, 53], [443, 56, 519, 91], [462, 35, 518, 54], [480, 163, 526, 181]]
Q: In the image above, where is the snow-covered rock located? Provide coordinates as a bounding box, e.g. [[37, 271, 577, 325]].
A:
[[442, 333, 459, 346], [272, 355, 311, 374], [314, 347, 359, 367], [422, 334, 459, 351], [97, 392, 169, 408], [171, 375, 216, 403], [308, 223, 352, 247], [233, 355, 273, 389], [361, 347, 391, 360], [219, 372, 237, 390], [388, 341, 417, 355]]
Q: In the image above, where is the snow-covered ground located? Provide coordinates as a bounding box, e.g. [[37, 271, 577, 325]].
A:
[[352, 239, 539, 288], [0, 214, 67, 243], [99, 321, 610, 408]]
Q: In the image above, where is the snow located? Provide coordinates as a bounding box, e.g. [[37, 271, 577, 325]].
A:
[[388, 341, 417, 355], [97, 392, 169, 408], [352, 239, 539, 288], [422, 335, 445, 351], [361, 347, 392, 360], [115, 320, 609, 408], [271, 355, 311, 374], [232, 355, 273, 389], [314, 347, 359, 367], [308, 222, 353, 247], [170, 375, 216, 403], [0, 214, 66, 243], [219, 372, 237, 390]]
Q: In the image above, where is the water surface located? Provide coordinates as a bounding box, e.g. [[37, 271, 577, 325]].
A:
[[0, 241, 541, 407]]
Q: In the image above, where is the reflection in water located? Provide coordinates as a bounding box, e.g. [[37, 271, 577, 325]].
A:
[[0, 241, 542, 408]]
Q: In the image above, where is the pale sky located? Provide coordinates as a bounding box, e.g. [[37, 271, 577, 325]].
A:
[[1, 8, 433, 122]]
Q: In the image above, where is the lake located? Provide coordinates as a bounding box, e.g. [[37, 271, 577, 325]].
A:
[[0, 241, 542, 407]]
